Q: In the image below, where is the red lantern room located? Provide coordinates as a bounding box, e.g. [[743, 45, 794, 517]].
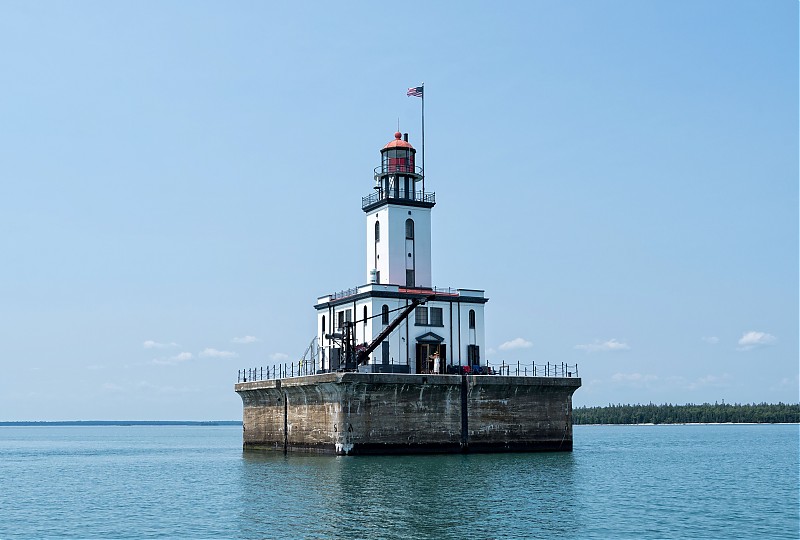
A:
[[371, 132, 426, 205], [362, 132, 434, 213], [381, 131, 416, 174]]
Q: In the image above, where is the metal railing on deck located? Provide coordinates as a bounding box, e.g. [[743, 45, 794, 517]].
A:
[[486, 361, 578, 378], [237, 360, 578, 383], [330, 287, 359, 300], [238, 359, 320, 383], [329, 285, 459, 301]]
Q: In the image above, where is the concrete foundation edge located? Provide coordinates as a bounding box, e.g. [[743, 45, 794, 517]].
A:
[[237, 373, 581, 455]]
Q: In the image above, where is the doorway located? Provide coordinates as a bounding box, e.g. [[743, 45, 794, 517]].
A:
[[415, 343, 446, 374]]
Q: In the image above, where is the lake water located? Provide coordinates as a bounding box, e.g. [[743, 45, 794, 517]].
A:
[[0, 424, 797, 539]]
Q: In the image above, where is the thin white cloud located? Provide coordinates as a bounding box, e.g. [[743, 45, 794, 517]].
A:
[[611, 372, 658, 384], [770, 376, 799, 392], [152, 352, 194, 365], [499, 337, 533, 351], [143, 340, 178, 349], [687, 373, 732, 390], [199, 348, 238, 359], [135, 381, 198, 394], [737, 331, 776, 351], [702, 336, 719, 345], [270, 352, 289, 361], [575, 339, 630, 352], [232, 335, 260, 344]]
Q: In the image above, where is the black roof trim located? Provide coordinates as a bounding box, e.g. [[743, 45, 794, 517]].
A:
[[362, 198, 435, 214], [314, 289, 489, 310]]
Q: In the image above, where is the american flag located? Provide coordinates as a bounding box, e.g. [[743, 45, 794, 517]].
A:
[[407, 86, 423, 98]]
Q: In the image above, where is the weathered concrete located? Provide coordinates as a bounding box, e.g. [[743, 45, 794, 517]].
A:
[[236, 373, 581, 455]]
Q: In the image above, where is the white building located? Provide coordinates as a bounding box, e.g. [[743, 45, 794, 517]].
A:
[[314, 132, 487, 374]]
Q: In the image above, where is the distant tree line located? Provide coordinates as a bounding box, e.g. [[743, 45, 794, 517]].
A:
[[573, 402, 800, 425], [0, 421, 242, 427]]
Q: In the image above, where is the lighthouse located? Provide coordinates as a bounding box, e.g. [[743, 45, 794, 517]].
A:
[[314, 131, 488, 374], [236, 126, 581, 455]]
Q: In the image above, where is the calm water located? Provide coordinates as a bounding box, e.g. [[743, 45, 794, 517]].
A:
[[0, 425, 797, 539]]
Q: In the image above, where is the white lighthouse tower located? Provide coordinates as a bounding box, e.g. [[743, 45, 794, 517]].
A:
[[366, 131, 433, 288], [315, 131, 487, 374]]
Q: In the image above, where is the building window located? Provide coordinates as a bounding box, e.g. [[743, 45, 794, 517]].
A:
[[381, 304, 389, 325], [415, 306, 428, 325], [468, 344, 480, 365], [430, 307, 443, 326], [405, 218, 414, 239], [374, 221, 380, 242], [321, 316, 325, 337], [469, 309, 476, 329], [406, 269, 415, 287], [363, 305, 368, 326], [337, 309, 352, 330], [375, 271, 380, 284]]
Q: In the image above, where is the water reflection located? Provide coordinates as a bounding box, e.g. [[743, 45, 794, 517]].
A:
[[237, 450, 577, 539]]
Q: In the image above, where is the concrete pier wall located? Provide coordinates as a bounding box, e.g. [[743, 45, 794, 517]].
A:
[[236, 373, 581, 455]]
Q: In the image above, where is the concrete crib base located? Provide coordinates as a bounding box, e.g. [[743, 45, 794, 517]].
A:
[[235, 372, 581, 455]]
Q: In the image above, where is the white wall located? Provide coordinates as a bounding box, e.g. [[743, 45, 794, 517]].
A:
[[318, 296, 486, 370], [365, 204, 431, 287]]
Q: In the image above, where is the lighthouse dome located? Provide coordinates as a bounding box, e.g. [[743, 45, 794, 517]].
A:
[[383, 132, 414, 150]]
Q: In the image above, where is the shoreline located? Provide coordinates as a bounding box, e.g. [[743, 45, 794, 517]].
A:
[[2, 421, 797, 427], [576, 422, 800, 426], [0, 421, 242, 426]]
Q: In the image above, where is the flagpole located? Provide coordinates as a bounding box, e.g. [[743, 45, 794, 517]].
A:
[[421, 82, 425, 194]]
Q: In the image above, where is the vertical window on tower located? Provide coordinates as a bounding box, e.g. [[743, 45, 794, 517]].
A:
[[374, 221, 380, 243], [468, 344, 480, 365], [363, 306, 367, 327], [321, 316, 325, 338], [405, 219, 414, 239], [381, 305, 389, 325], [406, 269, 415, 287], [469, 309, 476, 329]]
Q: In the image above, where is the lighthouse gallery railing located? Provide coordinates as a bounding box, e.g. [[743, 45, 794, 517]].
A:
[[361, 190, 435, 210]]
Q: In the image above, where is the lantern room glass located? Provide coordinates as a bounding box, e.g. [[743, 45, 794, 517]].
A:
[[382, 149, 415, 174]]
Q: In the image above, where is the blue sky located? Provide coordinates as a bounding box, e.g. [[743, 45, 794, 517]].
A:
[[0, 1, 796, 420]]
